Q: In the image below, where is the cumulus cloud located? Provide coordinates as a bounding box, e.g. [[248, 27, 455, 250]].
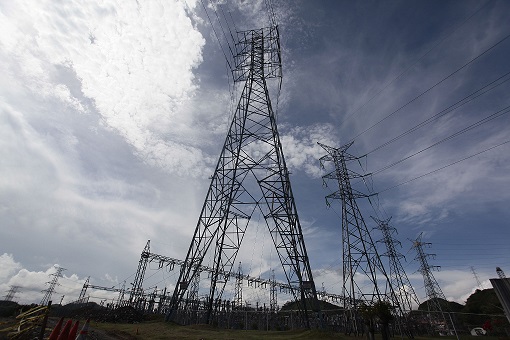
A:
[[280, 123, 339, 177], [0, 254, 22, 283], [0, 0, 213, 175]]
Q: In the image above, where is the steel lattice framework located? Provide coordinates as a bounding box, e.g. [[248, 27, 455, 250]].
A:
[[412, 234, 458, 337], [234, 262, 243, 309], [3, 285, 21, 302], [167, 26, 319, 327], [129, 240, 150, 308], [319, 142, 405, 335], [373, 216, 420, 313], [40, 266, 65, 306]]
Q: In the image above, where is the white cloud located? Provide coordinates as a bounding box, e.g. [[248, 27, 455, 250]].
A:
[[280, 123, 339, 177], [0, 0, 212, 175], [0, 254, 22, 283]]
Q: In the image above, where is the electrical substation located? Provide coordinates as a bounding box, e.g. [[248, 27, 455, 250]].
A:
[[10, 1, 509, 338], [70, 8, 455, 337]]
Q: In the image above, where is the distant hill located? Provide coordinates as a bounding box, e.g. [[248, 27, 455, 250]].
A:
[[417, 297, 463, 313], [460, 288, 508, 329]]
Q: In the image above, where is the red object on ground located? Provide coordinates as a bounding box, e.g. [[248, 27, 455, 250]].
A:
[[68, 320, 80, 339], [48, 317, 64, 340], [57, 319, 72, 340], [75, 318, 90, 340]]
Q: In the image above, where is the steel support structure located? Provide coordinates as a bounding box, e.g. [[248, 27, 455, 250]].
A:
[[167, 25, 320, 327], [78, 277, 90, 303], [40, 266, 65, 306], [234, 262, 243, 309], [412, 234, 458, 338], [373, 217, 420, 312], [497, 267, 507, 279], [3, 285, 21, 302], [270, 270, 277, 312], [373, 216, 420, 337], [319, 142, 405, 335], [129, 240, 150, 308]]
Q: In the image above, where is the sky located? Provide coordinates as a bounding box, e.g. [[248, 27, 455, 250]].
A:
[[1, 0, 509, 308]]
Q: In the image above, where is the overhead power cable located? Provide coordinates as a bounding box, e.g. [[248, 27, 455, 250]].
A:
[[378, 139, 510, 193], [365, 70, 510, 156], [338, 0, 492, 130], [200, 0, 233, 71], [349, 31, 510, 143], [210, 0, 236, 60], [372, 105, 510, 175]]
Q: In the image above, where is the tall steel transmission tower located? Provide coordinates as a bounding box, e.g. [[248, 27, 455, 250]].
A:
[[411, 234, 457, 337], [40, 266, 65, 306], [167, 24, 319, 327], [234, 262, 243, 309], [496, 267, 506, 279], [3, 285, 21, 302], [470, 266, 482, 288], [129, 240, 150, 308], [373, 216, 420, 312], [319, 142, 405, 335]]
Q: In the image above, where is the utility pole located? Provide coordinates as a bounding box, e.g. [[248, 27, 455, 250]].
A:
[[167, 24, 320, 327], [319, 142, 406, 335], [411, 234, 458, 339], [3, 285, 21, 302], [41, 266, 65, 306]]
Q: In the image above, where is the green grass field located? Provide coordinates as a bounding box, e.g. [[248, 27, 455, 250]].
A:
[[91, 320, 503, 340]]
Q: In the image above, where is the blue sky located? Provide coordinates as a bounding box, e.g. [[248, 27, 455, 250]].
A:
[[1, 0, 509, 307]]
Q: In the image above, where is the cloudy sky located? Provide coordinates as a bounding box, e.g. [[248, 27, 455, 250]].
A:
[[1, 0, 509, 308]]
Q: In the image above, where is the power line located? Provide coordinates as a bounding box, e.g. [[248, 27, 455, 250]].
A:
[[209, 0, 236, 60], [337, 0, 493, 132], [371, 105, 510, 175], [365, 70, 510, 156], [199, 0, 233, 71], [349, 32, 510, 143], [378, 139, 510, 193]]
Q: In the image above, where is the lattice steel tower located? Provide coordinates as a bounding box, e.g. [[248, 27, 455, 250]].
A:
[[3, 285, 21, 302], [234, 262, 243, 309], [412, 234, 457, 338], [167, 24, 319, 327], [373, 216, 420, 312], [40, 266, 65, 306], [319, 142, 405, 335], [129, 240, 150, 308]]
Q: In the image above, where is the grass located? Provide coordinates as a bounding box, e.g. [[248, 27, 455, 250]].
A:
[[91, 319, 507, 340]]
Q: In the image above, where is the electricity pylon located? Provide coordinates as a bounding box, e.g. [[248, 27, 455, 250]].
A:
[[129, 240, 150, 308], [3, 285, 21, 302], [270, 269, 278, 312], [78, 277, 90, 303], [373, 216, 420, 312], [319, 142, 405, 335], [234, 262, 243, 309], [496, 267, 506, 279], [411, 234, 458, 338], [40, 266, 65, 306], [167, 25, 320, 327], [470, 266, 482, 288]]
